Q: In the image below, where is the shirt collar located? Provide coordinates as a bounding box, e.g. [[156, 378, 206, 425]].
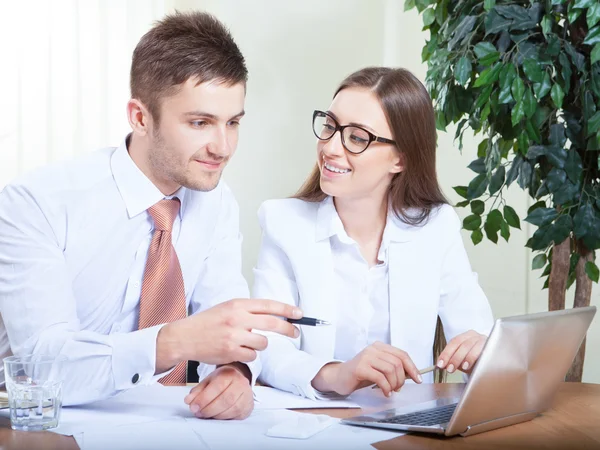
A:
[[111, 135, 188, 219], [315, 196, 413, 243]]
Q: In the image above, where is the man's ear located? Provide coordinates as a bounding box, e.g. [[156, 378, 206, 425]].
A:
[[127, 99, 151, 136]]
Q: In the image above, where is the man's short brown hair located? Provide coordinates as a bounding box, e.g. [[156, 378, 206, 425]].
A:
[[130, 11, 247, 121]]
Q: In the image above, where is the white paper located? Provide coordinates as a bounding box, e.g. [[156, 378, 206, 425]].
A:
[[82, 419, 208, 450], [186, 409, 403, 450], [53, 384, 194, 436], [253, 386, 361, 409], [265, 414, 336, 438]]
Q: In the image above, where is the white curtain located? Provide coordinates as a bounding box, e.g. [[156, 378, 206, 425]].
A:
[[0, 0, 166, 188]]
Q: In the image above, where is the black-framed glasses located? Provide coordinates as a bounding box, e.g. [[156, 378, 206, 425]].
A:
[[312, 110, 396, 154]]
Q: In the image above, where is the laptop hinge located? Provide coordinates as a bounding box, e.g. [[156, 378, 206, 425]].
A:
[[460, 411, 539, 437]]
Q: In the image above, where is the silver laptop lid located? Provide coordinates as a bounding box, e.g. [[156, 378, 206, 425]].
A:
[[446, 306, 596, 436]]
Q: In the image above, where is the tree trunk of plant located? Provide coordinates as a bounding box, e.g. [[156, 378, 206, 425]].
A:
[[549, 238, 570, 311], [565, 241, 593, 382]]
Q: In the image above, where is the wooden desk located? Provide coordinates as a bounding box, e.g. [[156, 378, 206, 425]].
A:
[[0, 382, 598, 449]]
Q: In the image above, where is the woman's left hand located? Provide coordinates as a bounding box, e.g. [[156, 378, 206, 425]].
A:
[[437, 330, 487, 374]]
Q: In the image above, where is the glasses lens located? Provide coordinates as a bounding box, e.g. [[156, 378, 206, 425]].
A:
[[343, 126, 371, 153], [313, 112, 336, 140]]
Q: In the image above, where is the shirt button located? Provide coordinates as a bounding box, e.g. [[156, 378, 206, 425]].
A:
[[132, 373, 140, 384], [114, 324, 121, 332], [133, 281, 140, 288]]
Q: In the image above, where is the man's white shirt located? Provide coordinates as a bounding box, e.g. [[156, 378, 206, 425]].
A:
[[0, 136, 253, 405]]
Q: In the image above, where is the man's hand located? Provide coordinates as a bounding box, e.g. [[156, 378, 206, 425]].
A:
[[156, 299, 302, 372], [437, 330, 487, 374], [311, 342, 422, 398], [184, 364, 254, 420]]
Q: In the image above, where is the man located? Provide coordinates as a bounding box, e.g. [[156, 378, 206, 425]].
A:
[[0, 11, 301, 420]]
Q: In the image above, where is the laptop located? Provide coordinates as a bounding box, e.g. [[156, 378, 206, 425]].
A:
[[342, 306, 597, 437]]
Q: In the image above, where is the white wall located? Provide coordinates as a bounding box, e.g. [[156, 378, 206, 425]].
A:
[[1, 0, 597, 382]]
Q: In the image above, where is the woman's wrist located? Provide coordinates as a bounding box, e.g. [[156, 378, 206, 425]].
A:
[[311, 362, 341, 393]]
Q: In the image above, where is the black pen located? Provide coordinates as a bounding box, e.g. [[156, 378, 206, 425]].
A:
[[287, 317, 331, 326]]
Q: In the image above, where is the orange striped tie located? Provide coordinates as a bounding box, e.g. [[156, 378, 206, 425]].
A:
[[139, 198, 187, 385]]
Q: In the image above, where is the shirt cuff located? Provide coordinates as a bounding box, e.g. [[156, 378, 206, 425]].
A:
[[292, 357, 345, 401], [110, 324, 165, 391], [244, 357, 261, 386]]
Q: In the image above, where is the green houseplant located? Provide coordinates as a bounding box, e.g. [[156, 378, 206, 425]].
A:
[[406, 0, 600, 381]]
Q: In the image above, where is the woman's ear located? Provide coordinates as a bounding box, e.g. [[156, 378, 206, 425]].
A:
[[390, 152, 404, 174]]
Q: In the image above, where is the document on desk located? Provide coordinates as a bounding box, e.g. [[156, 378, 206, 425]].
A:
[[186, 409, 403, 449], [53, 384, 193, 437], [81, 419, 208, 450], [253, 386, 360, 409]]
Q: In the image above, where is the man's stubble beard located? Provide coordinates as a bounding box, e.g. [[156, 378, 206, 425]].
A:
[[149, 129, 223, 192]]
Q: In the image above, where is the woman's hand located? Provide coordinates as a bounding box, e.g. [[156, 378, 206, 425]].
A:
[[311, 342, 422, 397], [437, 330, 487, 374]]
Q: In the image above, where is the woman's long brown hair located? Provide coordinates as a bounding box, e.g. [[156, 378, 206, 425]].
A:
[[295, 67, 448, 381]]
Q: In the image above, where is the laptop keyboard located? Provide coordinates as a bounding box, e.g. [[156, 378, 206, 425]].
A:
[[378, 403, 458, 427]]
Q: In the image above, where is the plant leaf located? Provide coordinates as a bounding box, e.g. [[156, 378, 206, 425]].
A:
[[423, 8, 436, 26], [454, 57, 472, 86], [549, 214, 572, 245], [585, 261, 600, 282], [471, 200, 485, 215], [484, 221, 499, 243], [565, 42, 586, 72], [475, 85, 494, 108], [474, 63, 502, 87], [553, 179, 579, 205], [588, 111, 600, 137], [526, 120, 542, 143], [523, 59, 544, 83], [527, 225, 554, 250], [495, 5, 536, 30], [453, 186, 468, 199], [584, 25, 600, 46], [485, 10, 513, 35], [512, 99, 525, 126], [588, 3, 600, 29], [489, 165, 506, 195], [532, 254, 547, 270], [518, 159, 533, 189], [450, 16, 478, 49], [523, 88, 536, 118], [484, 0, 496, 12], [506, 155, 523, 186], [592, 43, 600, 65], [467, 173, 489, 199], [573, 0, 595, 8], [546, 168, 567, 193], [551, 83, 565, 109], [474, 42, 500, 65], [569, 8, 583, 24], [504, 205, 521, 229], [533, 72, 552, 99], [528, 201, 547, 215], [525, 207, 558, 226], [511, 76, 525, 101], [565, 150, 583, 183], [573, 202, 595, 238], [471, 229, 484, 245], [500, 219, 510, 241], [468, 157, 486, 173], [463, 214, 482, 231], [549, 123, 567, 147], [541, 15, 553, 36]]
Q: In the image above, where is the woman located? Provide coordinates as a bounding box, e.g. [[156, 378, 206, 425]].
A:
[[253, 67, 494, 399]]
